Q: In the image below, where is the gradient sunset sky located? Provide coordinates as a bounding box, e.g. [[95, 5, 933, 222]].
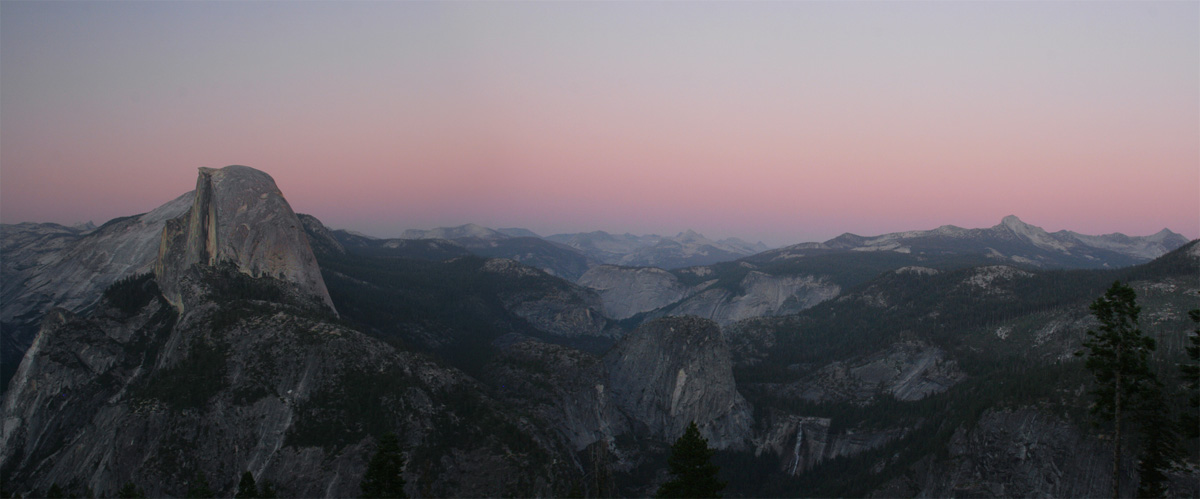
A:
[[2, 1, 1196, 247]]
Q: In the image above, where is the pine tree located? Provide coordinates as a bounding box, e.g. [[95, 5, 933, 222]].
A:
[[1078, 281, 1157, 499], [360, 433, 407, 498], [1181, 309, 1200, 440], [235, 471, 259, 499], [1133, 377, 1180, 498], [655, 421, 726, 499]]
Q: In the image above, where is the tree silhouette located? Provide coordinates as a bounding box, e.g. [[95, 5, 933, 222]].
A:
[[235, 471, 259, 499], [360, 432, 407, 498], [1181, 308, 1200, 439], [1078, 281, 1157, 499], [1133, 378, 1180, 498], [655, 422, 725, 498]]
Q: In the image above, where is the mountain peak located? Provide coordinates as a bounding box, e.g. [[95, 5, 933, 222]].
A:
[[677, 229, 707, 242], [1000, 215, 1028, 229], [154, 165, 335, 313], [497, 227, 541, 238], [994, 215, 1069, 253]]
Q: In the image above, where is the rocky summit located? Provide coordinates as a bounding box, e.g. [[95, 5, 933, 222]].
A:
[[2, 164, 1197, 498], [155, 166, 334, 314]]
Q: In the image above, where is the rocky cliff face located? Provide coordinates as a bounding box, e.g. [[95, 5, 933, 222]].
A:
[[485, 336, 627, 451], [579, 265, 839, 325], [604, 317, 752, 448], [753, 414, 906, 476], [1, 192, 194, 389], [666, 271, 840, 325], [577, 266, 692, 320], [876, 408, 1131, 498], [785, 341, 966, 403], [0, 265, 573, 498], [297, 214, 346, 257], [155, 166, 334, 314], [483, 259, 610, 339]]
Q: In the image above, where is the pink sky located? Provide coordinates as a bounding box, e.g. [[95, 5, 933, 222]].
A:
[[2, 1, 1196, 247]]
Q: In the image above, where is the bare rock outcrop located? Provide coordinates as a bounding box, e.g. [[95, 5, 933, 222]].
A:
[[667, 271, 839, 325], [579, 265, 839, 325], [483, 258, 610, 338], [486, 336, 627, 451], [787, 341, 965, 403], [604, 316, 752, 448], [754, 414, 906, 476], [155, 166, 334, 313], [0, 268, 568, 498], [906, 408, 1133, 498], [1, 192, 194, 388], [577, 265, 691, 319]]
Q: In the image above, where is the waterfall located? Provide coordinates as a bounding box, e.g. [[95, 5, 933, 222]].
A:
[[790, 424, 805, 475]]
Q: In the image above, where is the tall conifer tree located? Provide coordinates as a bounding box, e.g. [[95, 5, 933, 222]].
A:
[[1079, 281, 1157, 499], [360, 433, 407, 498], [1181, 309, 1200, 439], [235, 471, 259, 499], [655, 422, 725, 498]]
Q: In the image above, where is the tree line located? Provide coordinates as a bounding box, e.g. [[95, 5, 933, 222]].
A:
[[1078, 281, 1199, 498]]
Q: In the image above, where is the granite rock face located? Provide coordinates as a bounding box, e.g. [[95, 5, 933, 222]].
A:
[[486, 336, 627, 451], [297, 213, 346, 257], [579, 265, 839, 325], [577, 265, 692, 320], [899, 408, 1131, 498], [155, 166, 334, 314], [0, 268, 571, 498], [604, 316, 752, 448], [485, 317, 753, 455], [482, 259, 610, 338], [788, 341, 966, 403], [666, 271, 840, 325], [1, 192, 194, 389], [754, 414, 906, 476], [0, 192, 193, 324]]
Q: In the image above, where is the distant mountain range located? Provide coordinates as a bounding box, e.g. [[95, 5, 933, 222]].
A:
[[371, 223, 772, 272], [350, 216, 1188, 287], [544, 229, 770, 269], [2, 165, 1197, 498], [756, 215, 1188, 269]]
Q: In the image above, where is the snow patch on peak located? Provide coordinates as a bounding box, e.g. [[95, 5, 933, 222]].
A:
[[682, 266, 714, 277], [482, 258, 543, 277], [965, 265, 1033, 290], [896, 266, 939, 276], [933, 225, 967, 236], [1000, 215, 1025, 227], [997, 216, 1070, 253]]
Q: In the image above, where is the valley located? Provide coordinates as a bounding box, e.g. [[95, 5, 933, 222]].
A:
[[1, 166, 1196, 498]]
